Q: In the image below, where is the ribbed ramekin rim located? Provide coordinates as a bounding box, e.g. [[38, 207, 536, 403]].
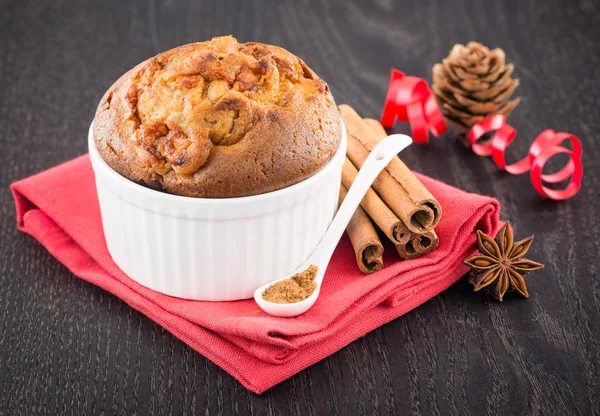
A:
[[88, 118, 347, 207]]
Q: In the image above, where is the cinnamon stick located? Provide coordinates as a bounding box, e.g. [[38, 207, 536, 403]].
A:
[[412, 230, 439, 254], [339, 184, 384, 274], [340, 104, 442, 232], [396, 230, 439, 260], [395, 240, 421, 260], [345, 128, 430, 234], [342, 158, 410, 245]]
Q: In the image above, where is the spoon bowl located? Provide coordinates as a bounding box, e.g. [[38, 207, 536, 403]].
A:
[[254, 134, 413, 317], [254, 273, 322, 317]]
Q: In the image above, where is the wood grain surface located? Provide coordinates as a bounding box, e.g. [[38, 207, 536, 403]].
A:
[[1, 0, 599, 414]]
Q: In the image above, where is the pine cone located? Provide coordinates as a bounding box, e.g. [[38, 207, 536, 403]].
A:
[[432, 42, 521, 135]]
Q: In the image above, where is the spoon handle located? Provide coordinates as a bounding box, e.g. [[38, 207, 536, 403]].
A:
[[311, 134, 413, 282]]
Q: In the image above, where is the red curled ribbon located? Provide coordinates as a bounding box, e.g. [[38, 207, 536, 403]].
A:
[[380, 69, 447, 143], [468, 115, 583, 200]]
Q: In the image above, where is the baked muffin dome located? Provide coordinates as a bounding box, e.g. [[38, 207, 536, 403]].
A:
[[93, 36, 342, 198]]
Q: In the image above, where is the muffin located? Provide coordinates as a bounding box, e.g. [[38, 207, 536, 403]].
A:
[[93, 35, 342, 198]]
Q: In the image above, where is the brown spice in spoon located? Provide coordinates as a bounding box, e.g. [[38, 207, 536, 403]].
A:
[[262, 265, 319, 304]]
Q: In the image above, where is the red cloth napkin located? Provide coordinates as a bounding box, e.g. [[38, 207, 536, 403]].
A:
[[11, 155, 501, 394]]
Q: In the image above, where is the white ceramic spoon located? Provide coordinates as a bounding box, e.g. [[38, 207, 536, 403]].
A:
[[254, 134, 413, 317]]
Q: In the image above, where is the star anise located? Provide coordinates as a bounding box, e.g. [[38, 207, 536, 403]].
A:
[[464, 222, 544, 301]]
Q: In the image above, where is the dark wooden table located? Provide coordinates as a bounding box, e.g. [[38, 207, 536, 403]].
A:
[[1, 0, 599, 414]]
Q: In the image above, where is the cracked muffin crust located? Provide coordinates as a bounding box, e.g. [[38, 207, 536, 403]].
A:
[[93, 36, 342, 198]]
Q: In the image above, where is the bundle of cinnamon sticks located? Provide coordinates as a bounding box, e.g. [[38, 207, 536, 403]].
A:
[[339, 105, 442, 274]]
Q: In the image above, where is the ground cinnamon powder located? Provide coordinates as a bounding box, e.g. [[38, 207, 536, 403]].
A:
[[262, 265, 319, 304]]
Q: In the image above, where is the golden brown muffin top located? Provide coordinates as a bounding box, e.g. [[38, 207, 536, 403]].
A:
[[93, 36, 342, 197]]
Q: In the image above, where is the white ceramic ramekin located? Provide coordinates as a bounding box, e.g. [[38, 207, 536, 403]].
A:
[[88, 122, 347, 301]]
